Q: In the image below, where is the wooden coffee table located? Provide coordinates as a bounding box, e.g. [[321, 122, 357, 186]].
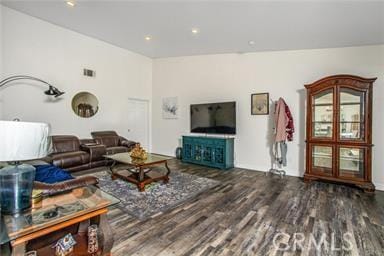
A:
[[104, 153, 172, 192]]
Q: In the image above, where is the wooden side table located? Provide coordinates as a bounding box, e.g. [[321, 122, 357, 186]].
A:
[[1, 186, 119, 256]]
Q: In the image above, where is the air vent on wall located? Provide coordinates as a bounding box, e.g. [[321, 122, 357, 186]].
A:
[[83, 68, 96, 77]]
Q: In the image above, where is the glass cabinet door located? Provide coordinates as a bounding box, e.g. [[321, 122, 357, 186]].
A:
[[213, 147, 224, 164], [183, 144, 192, 159], [338, 147, 365, 179], [312, 89, 334, 139], [311, 145, 333, 175], [202, 146, 213, 163], [193, 145, 202, 162], [339, 88, 365, 141]]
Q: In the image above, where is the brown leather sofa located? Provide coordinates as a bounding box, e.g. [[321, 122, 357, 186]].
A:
[[46, 131, 136, 172], [91, 131, 136, 155], [34, 175, 98, 196], [25, 159, 99, 194], [48, 135, 107, 172]]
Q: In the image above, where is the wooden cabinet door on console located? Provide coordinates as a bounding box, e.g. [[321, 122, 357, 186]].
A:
[[304, 75, 376, 192]]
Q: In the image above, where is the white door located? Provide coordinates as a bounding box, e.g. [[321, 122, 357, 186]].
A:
[[127, 99, 150, 151]]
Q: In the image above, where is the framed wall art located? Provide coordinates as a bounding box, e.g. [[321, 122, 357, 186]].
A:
[[251, 93, 269, 115], [162, 97, 179, 119]]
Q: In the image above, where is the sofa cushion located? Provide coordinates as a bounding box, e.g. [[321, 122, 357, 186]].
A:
[[51, 135, 81, 153], [51, 151, 90, 169], [106, 146, 128, 155], [91, 131, 120, 147], [96, 136, 119, 147], [120, 139, 136, 149], [34, 164, 74, 184]]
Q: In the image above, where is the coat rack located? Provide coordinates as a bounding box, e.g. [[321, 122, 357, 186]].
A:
[[266, 98, 286, 178]]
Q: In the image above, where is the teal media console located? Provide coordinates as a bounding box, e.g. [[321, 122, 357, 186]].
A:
[[182, 136, 234, 169]]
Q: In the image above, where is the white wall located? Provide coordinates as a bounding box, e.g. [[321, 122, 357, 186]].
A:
[[2, 7, 383, 189], [1, 7, 152, 142], [152, 45, 384, 189]]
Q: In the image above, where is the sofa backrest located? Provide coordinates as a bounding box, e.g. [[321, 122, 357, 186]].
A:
[[91, 131, 119, 147], [51, 135, 81, 154]]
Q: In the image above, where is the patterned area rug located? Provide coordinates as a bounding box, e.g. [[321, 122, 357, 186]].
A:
[[93, 171, 220, 220]]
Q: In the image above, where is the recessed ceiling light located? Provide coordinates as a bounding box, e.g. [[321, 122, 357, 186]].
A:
[[248, 40, 255, 46], [145, 36, 152, 41], [191, 28, 200, 34], [66, 1, 75, 7]]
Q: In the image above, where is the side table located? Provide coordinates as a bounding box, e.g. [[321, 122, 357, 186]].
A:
[[0, 186, 119, 256]]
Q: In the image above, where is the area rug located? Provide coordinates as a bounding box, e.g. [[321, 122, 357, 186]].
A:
[[92, 171, 220, 220]]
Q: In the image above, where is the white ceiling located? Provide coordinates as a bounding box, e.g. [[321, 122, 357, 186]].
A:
[[2, 1, 384, 58]]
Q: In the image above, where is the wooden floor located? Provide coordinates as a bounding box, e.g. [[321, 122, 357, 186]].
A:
[[106, 159, 384, 256]]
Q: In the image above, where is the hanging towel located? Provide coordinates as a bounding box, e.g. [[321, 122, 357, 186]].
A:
[[274, 141, 288, 167], [273, 98, 294, 167], [274, 97, 294, 142], [285, 102, 295, 142], [274, 98, 288, 142]]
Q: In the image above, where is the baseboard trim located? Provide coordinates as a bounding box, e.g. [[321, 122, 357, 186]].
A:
[[235, 164, 384, 191], [374, 183, 384, 191], [234, 163, 303, 178], [152, 152, 174, 158], [156, 156, 384, 192]]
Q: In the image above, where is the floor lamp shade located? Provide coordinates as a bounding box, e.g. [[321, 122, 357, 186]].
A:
[[0, 121, 51, 161], [0, 121, 51, 213]]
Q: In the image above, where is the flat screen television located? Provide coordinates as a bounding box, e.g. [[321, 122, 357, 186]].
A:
[[190, 101, 236, 134]]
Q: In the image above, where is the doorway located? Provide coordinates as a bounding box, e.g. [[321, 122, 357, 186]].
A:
[[127, 98, 150, 151]]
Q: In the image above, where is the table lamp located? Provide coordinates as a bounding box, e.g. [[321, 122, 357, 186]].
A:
[[0, 121, 50, 214]]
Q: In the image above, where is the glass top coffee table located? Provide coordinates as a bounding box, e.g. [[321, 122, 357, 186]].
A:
[[0, 186, 119, 255], [104, 153, 172, 192]]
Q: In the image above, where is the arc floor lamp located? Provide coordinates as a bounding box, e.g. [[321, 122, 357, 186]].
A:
[[0, 75, 65, 97], [0, 75, 64, 214]]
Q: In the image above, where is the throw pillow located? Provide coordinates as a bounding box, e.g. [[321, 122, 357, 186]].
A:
[[34, 164, 74, 184]]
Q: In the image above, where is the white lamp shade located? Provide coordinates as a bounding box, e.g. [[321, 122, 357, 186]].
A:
[[0, 121, 51, 161]]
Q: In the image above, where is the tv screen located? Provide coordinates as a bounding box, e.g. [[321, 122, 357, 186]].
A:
[[190, 101, 236, 134]]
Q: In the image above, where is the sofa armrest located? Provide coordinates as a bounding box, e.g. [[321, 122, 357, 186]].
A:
[[81, 144, 107, 161], [34, 176, 99, 196], [119, 136, 136, 150]]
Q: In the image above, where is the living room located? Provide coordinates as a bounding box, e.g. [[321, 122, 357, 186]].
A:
[[0, 1, 383, 255]]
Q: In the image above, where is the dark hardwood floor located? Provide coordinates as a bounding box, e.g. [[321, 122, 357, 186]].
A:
[[106, 159, 384, 256]]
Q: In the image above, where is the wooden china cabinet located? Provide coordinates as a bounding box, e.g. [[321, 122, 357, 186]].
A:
[[304, 75, 376, 192]]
